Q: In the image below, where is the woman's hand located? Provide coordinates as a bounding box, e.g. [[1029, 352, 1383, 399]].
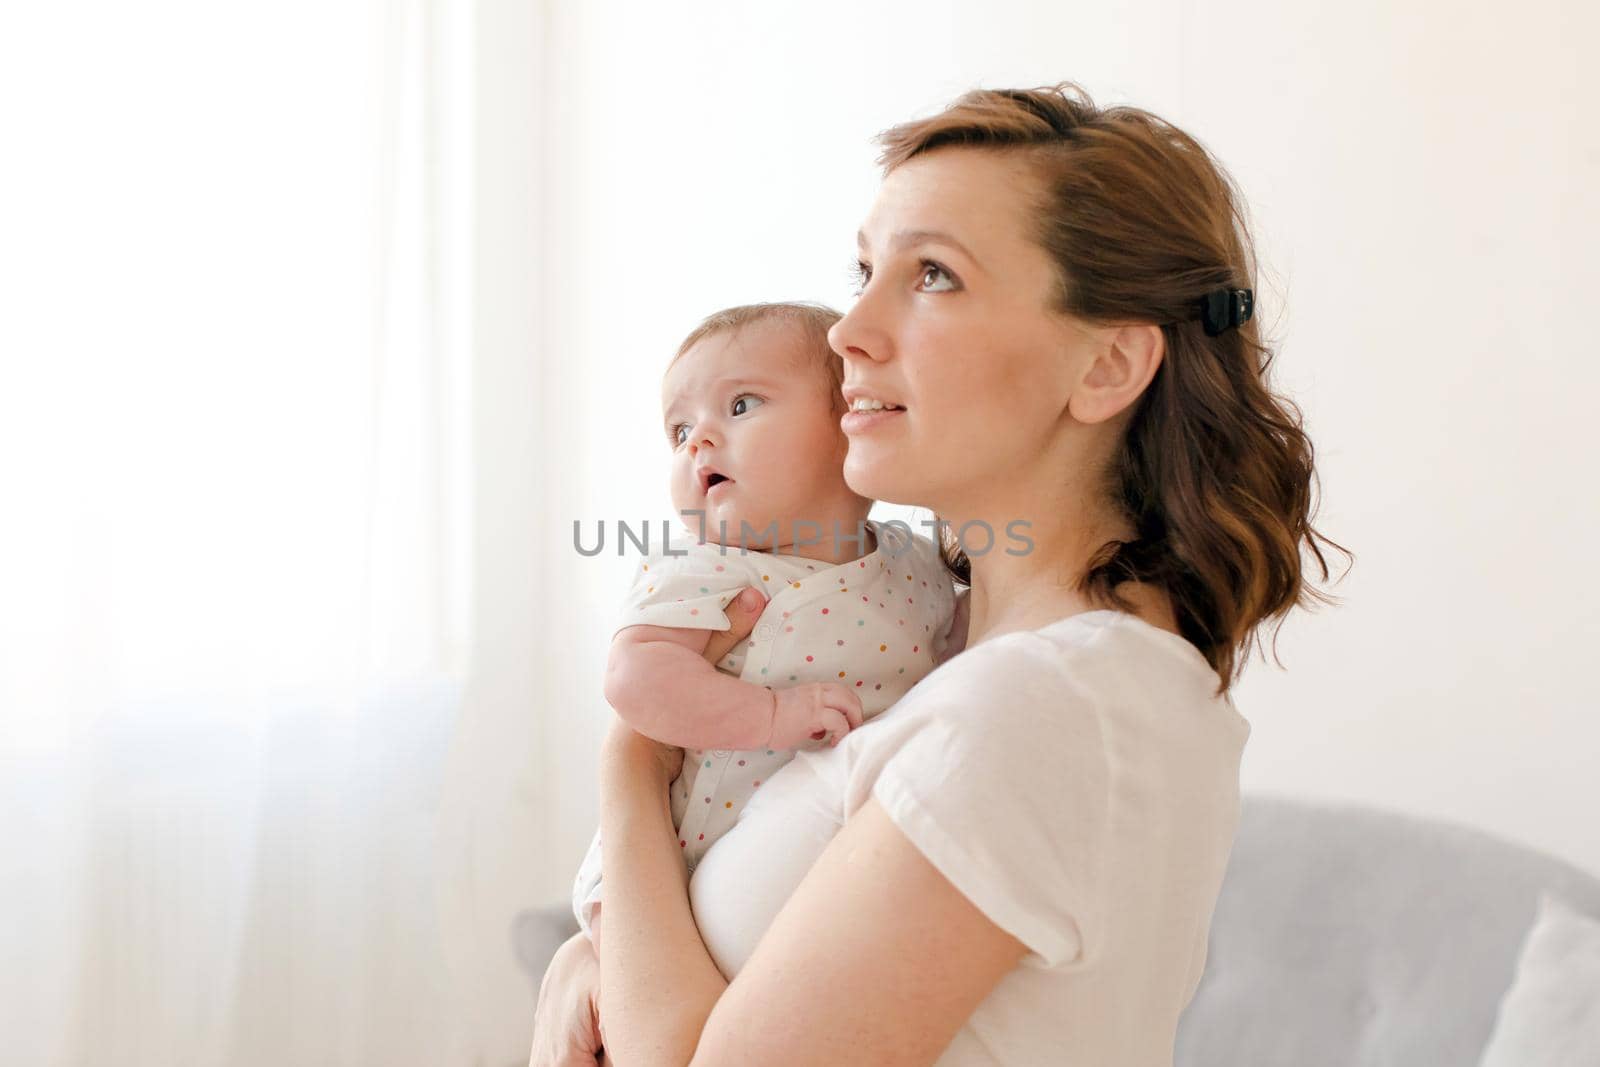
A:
[[528, 931, 606, 1067], [600, 586, 767, 784]]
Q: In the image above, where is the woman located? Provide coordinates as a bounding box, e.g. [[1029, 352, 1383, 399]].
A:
[[531, 82, 1343, 1066]]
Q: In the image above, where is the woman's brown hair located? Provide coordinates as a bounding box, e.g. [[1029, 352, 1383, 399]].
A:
[[876, 83, 1349, 694]]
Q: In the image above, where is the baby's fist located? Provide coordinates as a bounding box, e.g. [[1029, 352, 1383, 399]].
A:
[[768, 682, 865, 750]]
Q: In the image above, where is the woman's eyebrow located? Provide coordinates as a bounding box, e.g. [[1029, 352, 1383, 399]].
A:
[[856, 227, 979, 263]]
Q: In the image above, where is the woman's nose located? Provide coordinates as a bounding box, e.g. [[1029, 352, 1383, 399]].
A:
[[829, 299, 891, 365]]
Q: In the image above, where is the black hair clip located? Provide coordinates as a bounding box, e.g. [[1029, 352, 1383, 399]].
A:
[[1198, 288, 1254, 336]]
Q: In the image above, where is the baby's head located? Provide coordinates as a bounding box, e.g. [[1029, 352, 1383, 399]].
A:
[[662, 302, 870, 553]]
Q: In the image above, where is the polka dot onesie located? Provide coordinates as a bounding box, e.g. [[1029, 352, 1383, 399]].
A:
[[571, 518, 958, 940]]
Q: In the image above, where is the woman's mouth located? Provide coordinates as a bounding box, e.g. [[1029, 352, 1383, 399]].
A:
[[841, 400, 906, 435]]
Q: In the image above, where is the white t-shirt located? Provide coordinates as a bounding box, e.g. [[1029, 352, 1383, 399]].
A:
[[688, 608, 1251, 1066]]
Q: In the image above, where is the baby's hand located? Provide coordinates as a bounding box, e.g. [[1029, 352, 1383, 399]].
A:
[[768, 683, 865, 749]]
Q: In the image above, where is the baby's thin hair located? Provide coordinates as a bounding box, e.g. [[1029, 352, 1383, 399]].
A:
[[673, 302, 846, 414]]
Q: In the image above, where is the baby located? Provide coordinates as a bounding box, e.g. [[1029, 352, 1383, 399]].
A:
[[571, 301, 960, 956]]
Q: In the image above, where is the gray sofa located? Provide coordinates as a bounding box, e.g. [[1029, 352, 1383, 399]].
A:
[[513, 792, 1600, 1064]]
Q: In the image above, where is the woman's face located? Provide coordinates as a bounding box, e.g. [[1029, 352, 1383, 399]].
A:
[[829, 147, 1095, 517]]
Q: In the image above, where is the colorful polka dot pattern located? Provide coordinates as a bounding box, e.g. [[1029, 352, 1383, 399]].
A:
[[588, 521, 959, 876]]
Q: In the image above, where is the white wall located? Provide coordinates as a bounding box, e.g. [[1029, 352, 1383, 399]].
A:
[[526, 0, 1599, 869], [470, 1, 1599, 1057]]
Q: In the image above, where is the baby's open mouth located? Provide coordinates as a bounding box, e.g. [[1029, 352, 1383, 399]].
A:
[[698, 467, 733, 493]]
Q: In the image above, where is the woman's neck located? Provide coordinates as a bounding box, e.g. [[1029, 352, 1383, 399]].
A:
[[951, 497, 1177, 647]]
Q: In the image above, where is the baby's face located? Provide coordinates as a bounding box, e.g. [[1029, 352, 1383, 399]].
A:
[[661, 321, 856, 549]]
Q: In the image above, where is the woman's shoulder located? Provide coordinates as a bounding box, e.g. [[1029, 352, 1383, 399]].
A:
[[924, 609, 1218, 697], [1027, 609, 1216, 677], [821, 606, 1249, 832], [838, 608, 1246, 757]]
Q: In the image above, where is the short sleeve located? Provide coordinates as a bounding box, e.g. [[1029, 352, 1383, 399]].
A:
[[614, 547, 749, 636], [866, 634, 1108, 970]]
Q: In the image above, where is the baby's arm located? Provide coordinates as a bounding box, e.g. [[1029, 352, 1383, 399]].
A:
[[605, 623, 864, 750]]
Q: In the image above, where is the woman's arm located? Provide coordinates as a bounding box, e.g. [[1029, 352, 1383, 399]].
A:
[[690, 796, 1030, 1065], [530, 601, 771, 1067], [595, 720, 1031, 1067], [594, 722, 728, 1065]]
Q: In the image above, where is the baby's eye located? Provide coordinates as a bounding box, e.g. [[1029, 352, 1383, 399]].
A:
[[669, 423, 688, 447], [918, 260, 958, 292], [731, 394, 764, 417]]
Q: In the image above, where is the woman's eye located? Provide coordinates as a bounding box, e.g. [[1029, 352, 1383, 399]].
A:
[[731, 395, 764, 417], [919, 261, 957, 292], [850, 260, 871, 295]]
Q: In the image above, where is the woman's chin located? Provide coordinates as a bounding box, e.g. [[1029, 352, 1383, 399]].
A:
[[843, 455, 921, 507]]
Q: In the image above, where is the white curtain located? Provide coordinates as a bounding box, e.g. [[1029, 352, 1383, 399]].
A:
[[0, 3, 477, 1064]]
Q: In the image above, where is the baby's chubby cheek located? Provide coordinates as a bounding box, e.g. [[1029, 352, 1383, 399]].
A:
[[668, 480, 700, 520]]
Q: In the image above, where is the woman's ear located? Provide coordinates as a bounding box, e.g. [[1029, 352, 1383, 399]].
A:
[[1066, 323, 1165, 425]]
